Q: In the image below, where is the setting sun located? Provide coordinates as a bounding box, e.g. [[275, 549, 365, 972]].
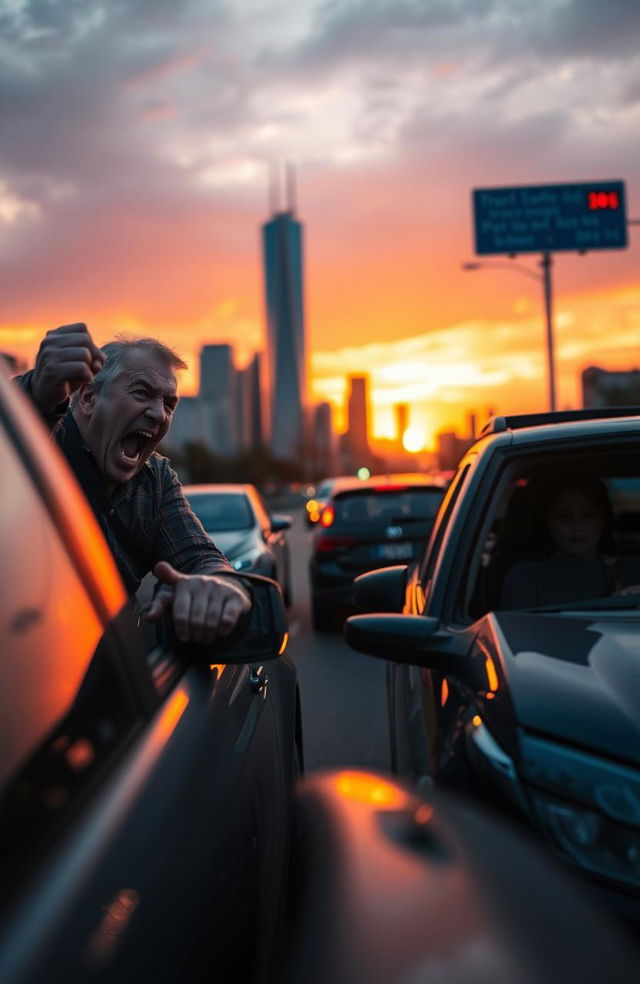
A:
[[402, 427, 426, 453]]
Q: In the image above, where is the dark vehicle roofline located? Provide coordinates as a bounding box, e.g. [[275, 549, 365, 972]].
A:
[[481, 407, 640, 436], [466, 413, 640, 456]]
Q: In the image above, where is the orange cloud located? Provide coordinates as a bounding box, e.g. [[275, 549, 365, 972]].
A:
[[311, 280, 640, 448]]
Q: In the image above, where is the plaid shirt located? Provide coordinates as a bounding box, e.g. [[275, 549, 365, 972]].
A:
[[18, 370, 231, 595]]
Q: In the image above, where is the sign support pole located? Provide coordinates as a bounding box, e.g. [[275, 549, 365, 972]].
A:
[[540, 251, 556, 412]]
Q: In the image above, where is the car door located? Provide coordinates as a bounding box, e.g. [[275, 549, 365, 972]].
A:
[[0, 376, 295, 984], [388, 459, 477, 781]]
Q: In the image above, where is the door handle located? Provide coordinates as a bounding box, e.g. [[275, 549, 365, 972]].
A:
[[250, 664, 268, 696]]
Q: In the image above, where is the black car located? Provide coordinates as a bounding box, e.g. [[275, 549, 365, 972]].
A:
[[346, 409, 640, 918], [0, 368, 302, 984], [184, 482, 293, 606], [309, 474, 445, 631]]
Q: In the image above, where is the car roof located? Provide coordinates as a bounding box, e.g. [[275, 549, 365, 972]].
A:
[[468, 410, 640, 456], [331, 474, 446, 497], [480, 407, 640, 436], [182, 483, 254, 495]]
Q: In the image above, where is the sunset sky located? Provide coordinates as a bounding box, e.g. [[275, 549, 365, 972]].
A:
[[1, 0, 639, 449]]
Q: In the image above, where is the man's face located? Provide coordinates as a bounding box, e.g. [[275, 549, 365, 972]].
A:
[[79, 348, 178, 487]]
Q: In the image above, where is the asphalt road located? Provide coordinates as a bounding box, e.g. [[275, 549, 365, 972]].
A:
[[282, 506, 391, 774]]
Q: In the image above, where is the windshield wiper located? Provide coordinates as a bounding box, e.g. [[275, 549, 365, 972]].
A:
[[519, 595, 640, 613]]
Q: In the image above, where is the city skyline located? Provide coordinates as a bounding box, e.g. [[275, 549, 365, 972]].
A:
[[2, 2, 640, 448]]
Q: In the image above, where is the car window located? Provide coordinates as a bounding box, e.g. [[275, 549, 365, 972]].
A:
[[334, 488, 444, 524], [316, 481, 334, 499], [0, 423, 141, 876], [187, 492, 254, 531], [468, 449, 640, 617], [418, 463, 472, 601]]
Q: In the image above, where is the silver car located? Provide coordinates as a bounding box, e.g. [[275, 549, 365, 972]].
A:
[[184, 483, 293, 606]]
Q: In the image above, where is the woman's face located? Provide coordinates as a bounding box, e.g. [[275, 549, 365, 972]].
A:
[[546, 487, 605, 560]]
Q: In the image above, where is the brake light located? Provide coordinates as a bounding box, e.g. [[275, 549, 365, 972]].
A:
[[315, 536, 356, 555], [372, 484, 408, 492], [320, 506, 335, 527]]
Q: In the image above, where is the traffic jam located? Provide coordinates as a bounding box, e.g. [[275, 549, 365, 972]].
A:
[[3, 2, 640, 980], [1, 362, 639, 982]]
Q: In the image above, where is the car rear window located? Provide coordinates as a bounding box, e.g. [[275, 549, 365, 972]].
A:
[[186, 493, 254, 531], [334, 488, 444, 524]]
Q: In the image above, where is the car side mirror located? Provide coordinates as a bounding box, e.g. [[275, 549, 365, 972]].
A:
[[352, 565, 408, 613], [270, 513, 293, 533], [344, 613, 468, 674], [159, 572, 288, 665]]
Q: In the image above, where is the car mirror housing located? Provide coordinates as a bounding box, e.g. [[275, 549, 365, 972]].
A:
[[159, 573, 288, 665], [352, 565, 408, 613], [344, 613, 467, 672], [270, 513, 293, 532]]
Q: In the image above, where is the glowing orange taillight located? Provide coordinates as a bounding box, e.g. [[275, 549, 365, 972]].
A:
[[315, 535, 356, 555], [320, 505, 334, 527]]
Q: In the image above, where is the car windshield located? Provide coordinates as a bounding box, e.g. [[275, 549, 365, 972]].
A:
[[335, 487, 444, 524], [316, 481, 335, 499], [470, 461, 640, 616], [187, 492, 254, 532]]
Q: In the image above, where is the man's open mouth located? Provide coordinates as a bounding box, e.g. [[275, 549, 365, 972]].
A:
[[120, 429, 155, 465]]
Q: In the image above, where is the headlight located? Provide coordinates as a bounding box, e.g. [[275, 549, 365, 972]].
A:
[[231, 547, 264, 571], [532, 796, 640, 888], [521, 734, 640, 887]]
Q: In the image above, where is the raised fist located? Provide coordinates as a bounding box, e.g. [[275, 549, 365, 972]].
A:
[[31, 322, 105, 413]]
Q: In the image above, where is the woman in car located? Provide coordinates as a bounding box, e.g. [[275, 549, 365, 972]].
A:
[[500, 471, 640, 609]]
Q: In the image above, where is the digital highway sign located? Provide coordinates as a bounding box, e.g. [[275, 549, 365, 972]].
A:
[[473, 180, 628, 255]]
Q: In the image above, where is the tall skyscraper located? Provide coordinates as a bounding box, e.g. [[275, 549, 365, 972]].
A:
[[199, 344, 238, 455], [311, 401, 335, 477], [347, 375, 370, 460], [237, 353, 263, 452], [395, 403, 409, 444], [262, 164, 307, 461]]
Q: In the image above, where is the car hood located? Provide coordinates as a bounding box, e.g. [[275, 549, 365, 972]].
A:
[[202, 529, 256, 560], [491, 610, 640, 765]]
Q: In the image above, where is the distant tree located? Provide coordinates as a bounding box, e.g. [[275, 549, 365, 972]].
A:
[[158, 440, 304, 486]]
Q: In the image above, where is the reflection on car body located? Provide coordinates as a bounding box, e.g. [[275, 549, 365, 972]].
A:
[[285, 769, 639, 983], [0, 370, 301, 984], [184, 482, 293, 607], [346, 409, 640, 920]]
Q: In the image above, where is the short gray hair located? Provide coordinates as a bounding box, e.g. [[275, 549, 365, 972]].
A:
[[73, 334, 187, 403]]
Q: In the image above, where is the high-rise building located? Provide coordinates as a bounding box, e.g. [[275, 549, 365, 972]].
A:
[[199, 344, 238, 456], [311, 401, 335, 477], [582, 365, 640, 408], [169, 396, 220, 453], [347, 375, 370, 459], [395, 403, 409, 444], [237, 353, 263, 452], [262, 164, 307, 461]]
